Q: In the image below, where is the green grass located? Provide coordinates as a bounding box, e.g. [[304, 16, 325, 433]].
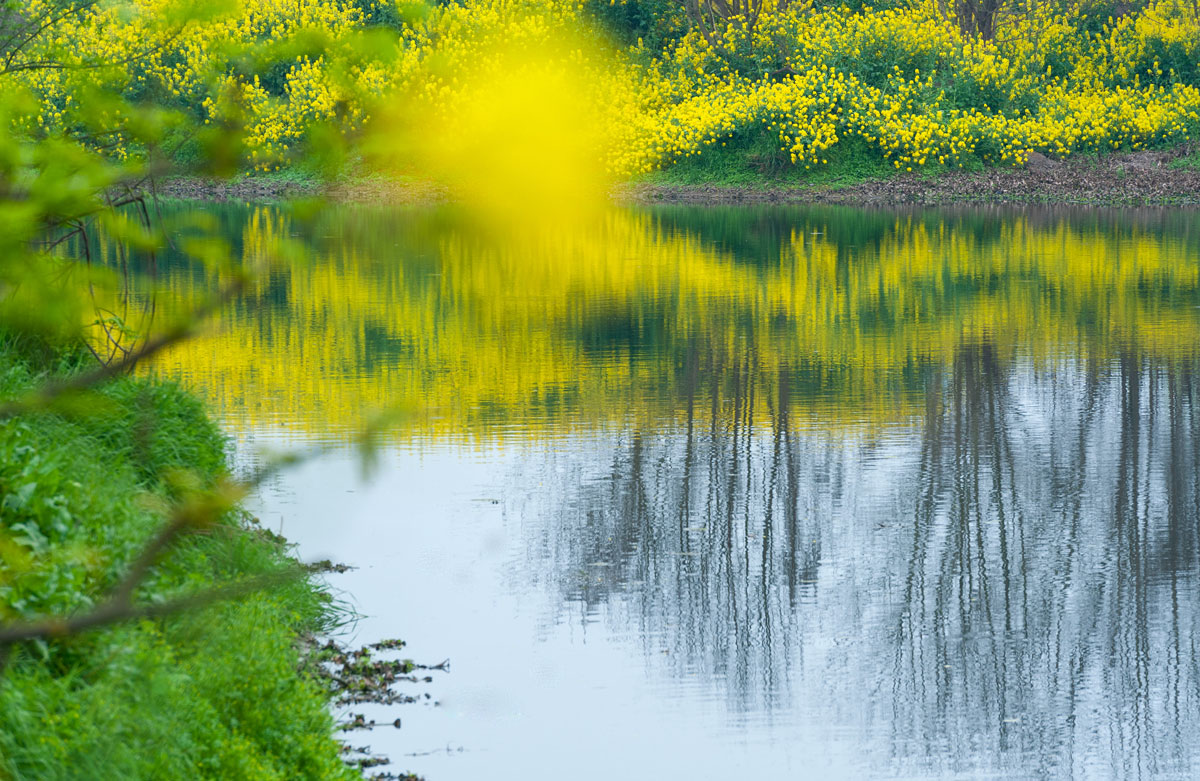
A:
[[634, 131, 948, 190], [0, 342, 356, 781], [1169, 146, 1200, 171], [633, 131, 1200, 191]]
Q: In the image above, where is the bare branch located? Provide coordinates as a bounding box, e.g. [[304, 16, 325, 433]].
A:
[[0, 1, 188, 79], [0, 2, 100, 72], [0, 568, 306, 646]]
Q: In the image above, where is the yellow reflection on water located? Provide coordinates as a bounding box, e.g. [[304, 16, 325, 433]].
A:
[[147, 207, 1200, 441]]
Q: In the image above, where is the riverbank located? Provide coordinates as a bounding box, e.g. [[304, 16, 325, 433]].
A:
[[154, 147, 1200, 208], [0, 345, 361, 779], [627, 148, 1200, 207]]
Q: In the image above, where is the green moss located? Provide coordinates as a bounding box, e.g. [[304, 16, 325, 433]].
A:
[[0, 343, 355, 781]]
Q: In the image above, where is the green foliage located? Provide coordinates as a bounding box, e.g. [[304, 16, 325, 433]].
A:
[[352, 0, 410, 30], [0, 608, 353, 780], [73, 380, 227, 488], [0, 346, 355, 780], [1128, 29, 1200, 87], [583, 0, 690, 50], [639, 129, 900, 188], [1169, 145, 1200, 170]]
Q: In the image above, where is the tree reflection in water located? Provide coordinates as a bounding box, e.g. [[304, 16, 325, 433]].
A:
[[530, 343, 1200, 778]]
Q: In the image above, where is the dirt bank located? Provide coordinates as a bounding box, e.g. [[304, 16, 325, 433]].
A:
[[155, 175, 451, 204], [156, 149, 1200, 207], [622, 149, 1200, 207]]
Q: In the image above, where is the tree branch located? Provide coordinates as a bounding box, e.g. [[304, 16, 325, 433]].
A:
[[0, 568, 306, 646]]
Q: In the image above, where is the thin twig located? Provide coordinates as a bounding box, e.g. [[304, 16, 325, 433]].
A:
[[0, 568, 305, 646], [0, 280, 243, 419]]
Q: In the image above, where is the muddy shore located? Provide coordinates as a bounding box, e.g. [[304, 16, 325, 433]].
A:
[[155, 149, 1200, 207]]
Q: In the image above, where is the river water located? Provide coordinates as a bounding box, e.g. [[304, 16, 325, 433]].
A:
[[149, 204, 1200, 780]]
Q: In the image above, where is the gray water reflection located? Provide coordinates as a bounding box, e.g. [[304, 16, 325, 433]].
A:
[[519, 348, 1200, 779]]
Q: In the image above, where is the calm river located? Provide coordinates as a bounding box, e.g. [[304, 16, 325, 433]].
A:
[[150, 204, 1200, 780]]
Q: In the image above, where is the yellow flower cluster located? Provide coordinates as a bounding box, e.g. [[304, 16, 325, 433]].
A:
[[12, 0, 1200, 176], [617, 0, 1200, 174], [608, 66, 848, 173], [17, 0, 371, 169]]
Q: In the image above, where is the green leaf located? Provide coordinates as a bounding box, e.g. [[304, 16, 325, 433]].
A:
[[3, 481, 38, 512]]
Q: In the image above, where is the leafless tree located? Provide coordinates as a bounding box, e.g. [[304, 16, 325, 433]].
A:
[[682, 0, 810, 53]]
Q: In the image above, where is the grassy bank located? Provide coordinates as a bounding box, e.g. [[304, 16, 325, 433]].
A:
[[0, 342, 356, 780]]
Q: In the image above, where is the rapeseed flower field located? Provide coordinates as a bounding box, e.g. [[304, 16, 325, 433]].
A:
[[15, 0, 1200, 179]]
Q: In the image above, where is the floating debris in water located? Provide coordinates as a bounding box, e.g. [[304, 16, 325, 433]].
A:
[[308, 559, 355, 574], [307, 636, 449, 779]]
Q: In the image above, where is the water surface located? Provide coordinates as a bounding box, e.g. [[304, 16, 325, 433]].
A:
[[149, 204, 1200, 780]]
